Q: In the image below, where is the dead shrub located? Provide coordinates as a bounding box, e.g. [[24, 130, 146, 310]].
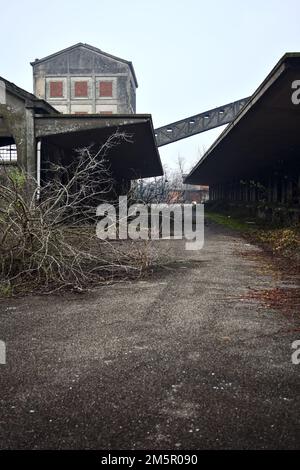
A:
[[0, 132, 158, 295]]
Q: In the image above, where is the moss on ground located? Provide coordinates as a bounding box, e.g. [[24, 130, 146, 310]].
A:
[[205, 211, 256, 231]]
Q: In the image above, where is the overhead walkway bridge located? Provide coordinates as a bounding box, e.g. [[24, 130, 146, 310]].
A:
[[154, 97, 250, 147]]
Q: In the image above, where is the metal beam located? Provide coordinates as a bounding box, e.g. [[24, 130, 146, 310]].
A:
[[154, 97, 250, 147]]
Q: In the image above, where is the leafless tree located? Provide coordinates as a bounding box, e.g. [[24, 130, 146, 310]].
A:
[[130, 155, 189, 204]]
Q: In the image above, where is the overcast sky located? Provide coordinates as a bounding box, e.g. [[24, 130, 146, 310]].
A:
[[1, 0, 300, 171]]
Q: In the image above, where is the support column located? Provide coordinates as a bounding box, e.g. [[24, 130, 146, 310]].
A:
[[273, 177, 278, 203], [25, 106, 36, 179]]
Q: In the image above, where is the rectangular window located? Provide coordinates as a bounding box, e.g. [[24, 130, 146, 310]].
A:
[[99, 111, 113, 115], [75, 81, 88, 97], [50, 81, 63, 98], [99, 81, 113, 97]]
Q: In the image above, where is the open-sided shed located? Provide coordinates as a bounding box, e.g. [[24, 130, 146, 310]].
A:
[[185, 53, 300, 210]]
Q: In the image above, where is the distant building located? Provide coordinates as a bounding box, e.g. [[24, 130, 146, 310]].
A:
[[168, 177, 209, 204], [31, 43, 138, 115], [183, 183, 209, 203]]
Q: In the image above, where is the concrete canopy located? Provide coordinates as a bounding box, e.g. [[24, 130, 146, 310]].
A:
[[185, 53, 300, 186], [1, 76, 162, 180], [36, 114, 163, 180]]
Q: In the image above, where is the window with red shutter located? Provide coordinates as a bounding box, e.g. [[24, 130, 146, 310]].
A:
[[50, 81, 63, 98], [75, 81, 88, 97], [99, 81, 113, 97]]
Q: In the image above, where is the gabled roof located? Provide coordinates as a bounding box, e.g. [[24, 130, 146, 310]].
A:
[[30, 43, 138, 87], [0, 75, 59, 114]]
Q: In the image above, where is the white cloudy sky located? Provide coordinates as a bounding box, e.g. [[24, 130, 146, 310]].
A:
[[1, 0, 300, 171]]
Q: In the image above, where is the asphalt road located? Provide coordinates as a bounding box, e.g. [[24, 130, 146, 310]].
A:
[[0, 223, 299, 449]]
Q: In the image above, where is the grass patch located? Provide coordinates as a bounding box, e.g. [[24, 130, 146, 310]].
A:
[[206, 210, 300, 263], [205, 211, 256, 232]]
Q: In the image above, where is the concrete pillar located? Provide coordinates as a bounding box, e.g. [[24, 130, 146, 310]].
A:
[[272, 177, 278, 203], [278, 176, 286, 204], [267, 176, 272, 203], [235, 182, 240, 201], [287, 179, 293, 203], [25, 107, 36, 179]]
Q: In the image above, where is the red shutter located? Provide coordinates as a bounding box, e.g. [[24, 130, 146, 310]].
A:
[[50, 81, 63, 97], [99, 81, 113, 97], [75, 81, 88, 97]]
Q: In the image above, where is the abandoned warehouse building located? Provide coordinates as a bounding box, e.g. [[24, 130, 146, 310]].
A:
[[0, 43, 162, 193], [31, 43, 137, 115], [1, 44, 300, 216], [185, 53, 300, 222]]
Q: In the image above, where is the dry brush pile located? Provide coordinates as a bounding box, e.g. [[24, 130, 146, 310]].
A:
[[0, 132, 159, 296]]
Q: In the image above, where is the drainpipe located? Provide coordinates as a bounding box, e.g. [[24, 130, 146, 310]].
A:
[[36, 139, 41, 199]]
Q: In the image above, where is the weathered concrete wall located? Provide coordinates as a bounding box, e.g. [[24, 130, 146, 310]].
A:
[[0, 83, 36, 176], [35, 115, 147, 138], [32, 45, 137, 114]]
